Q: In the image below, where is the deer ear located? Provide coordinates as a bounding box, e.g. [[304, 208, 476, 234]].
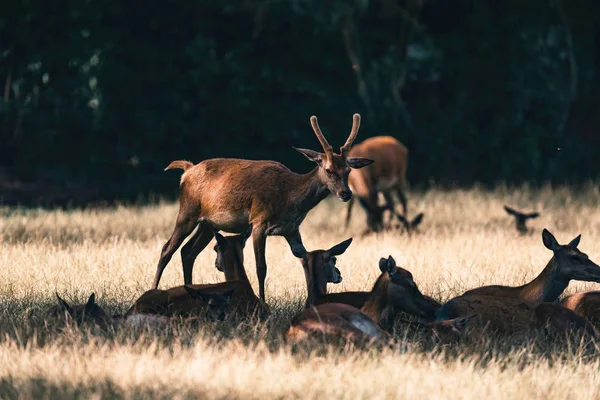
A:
[[346, 157, 373, 169], [56, 292, 72, 313], [290, 243, 307, 258], [450, 314, 477, 331], [213, 230, 227, 248], [568, 234, 581, 248], [294, 147, 323, 164], [328, 238, 353, 256], [411, 213, 424, 228], [85, 293, 96, 311], [542, 229, 560, 251], [379, 256, 396, 274]]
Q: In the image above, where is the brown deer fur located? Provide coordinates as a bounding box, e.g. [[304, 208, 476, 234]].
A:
[[462, 229, 600, 302], [560, 291, 600, 322], [47, 293, 114, 330], [436, 294, 596, 338], [128, 228, 267, 321], [344, 136, 409, 232], [153, 114, 373, 303]]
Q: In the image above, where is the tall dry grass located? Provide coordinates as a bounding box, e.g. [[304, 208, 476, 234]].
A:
[[2, 183, 600, 399]]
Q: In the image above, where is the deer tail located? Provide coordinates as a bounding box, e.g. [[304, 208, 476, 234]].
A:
[[164, 160, 194, 172]]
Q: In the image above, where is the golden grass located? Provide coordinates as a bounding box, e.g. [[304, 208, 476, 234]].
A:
[[2, 183, 600, 399]]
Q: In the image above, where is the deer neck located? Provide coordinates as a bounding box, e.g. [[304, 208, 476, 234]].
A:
[[304, 258, 328, 308], [223, 251, 248, 283], [515, 258, 569, 302], [360, 276, 389, 325], [288, 168, 330, 215]]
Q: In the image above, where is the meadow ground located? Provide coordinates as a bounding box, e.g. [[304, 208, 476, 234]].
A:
[[2, 184, 600, 399]]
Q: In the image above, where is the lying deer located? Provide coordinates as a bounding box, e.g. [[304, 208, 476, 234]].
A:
[[462, 229, 600, 303], [560, 291, 600, 323], [47, 293, 115, 330], [504, 205, 540, 235], [344, 136, 409, 233], [396, 212, 425, 236], [154, 114, 373, 304], [286, 253, 466, 345], [435, 294, 596, 338], [128, 229, 267, 322]]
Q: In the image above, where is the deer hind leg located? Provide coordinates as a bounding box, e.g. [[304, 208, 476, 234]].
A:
[[152, 208, 199, 289], [180, 222, 214, 285], [394, 185, 408, 216], [252, 227, 268, 302]]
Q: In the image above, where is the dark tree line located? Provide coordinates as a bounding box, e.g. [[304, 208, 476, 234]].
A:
[[1, 0, 599, 205]]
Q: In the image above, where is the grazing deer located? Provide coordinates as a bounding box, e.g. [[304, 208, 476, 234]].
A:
[[504, 205, 540, 234], [286, 253, 441, 346], [435, 294, 596, 338], [344, 136, 409, 233], [125, 286, 235, 322], [154, 114, 373, 303], [47, 293, 114, 329], [462, 229, 600, 303], [560, 291, 600, 323]]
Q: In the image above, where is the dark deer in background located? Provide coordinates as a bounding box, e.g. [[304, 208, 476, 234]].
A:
[[344, 136, 409, 233], [396, 212, 425, 236], [152, 113, 373, 303], [504, 205, 539, 235]]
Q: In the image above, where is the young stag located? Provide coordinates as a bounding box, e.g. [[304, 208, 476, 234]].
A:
[[504, 205, 540, 235], [560, 291, 600, 323], [287, 252, 440, 347], [154, 114, 373, 303], [435, 294, 596, 338], [344, 136, 409, 232], [462, 229, 600, 303], [47, 293, 114, 330]]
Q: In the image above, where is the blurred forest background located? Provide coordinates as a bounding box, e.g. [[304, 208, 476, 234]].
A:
[[1, 0, 599, 206]]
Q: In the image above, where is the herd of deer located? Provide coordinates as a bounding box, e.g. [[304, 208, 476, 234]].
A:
[[49, 114, 600, 347]]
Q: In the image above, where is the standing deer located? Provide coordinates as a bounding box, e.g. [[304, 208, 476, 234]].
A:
[[461, 229, 600, 303], [344, 136, 409, 232], [504, 205, 540, 235], [153, 114, 373, 302]]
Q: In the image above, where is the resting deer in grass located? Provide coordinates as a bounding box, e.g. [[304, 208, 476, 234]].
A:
[[128, 228, 267, 322], [504, 205, 539, 235], [462, 229, 600, 303], [286, 253, 464, 345], [560, 291, 600, 323], [344, 136, 409, 233], [396, 212, 425, 236], [435, 294, 596, 338], [47, 293, 114, 330], [154, 114, 373, 302]]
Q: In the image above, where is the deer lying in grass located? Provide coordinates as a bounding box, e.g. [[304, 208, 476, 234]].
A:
[[395, 212, 425, 236], [435, 294, 596, 338], [127, 229, 267, 323], [560, 291, 600, 323], [286, 253, 468, 345], [462, 229, 600, 303], [504, 205, 540, 235], [47, 293, 114, 330], [344, 136, 409, 233], [154, 114, 373, 304]]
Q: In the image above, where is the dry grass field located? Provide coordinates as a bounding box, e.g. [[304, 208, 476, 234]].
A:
[[2, 184, 600, 399]]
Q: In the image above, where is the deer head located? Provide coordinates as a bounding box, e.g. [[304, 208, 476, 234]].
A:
[[212, 225, 252, 273], [396, 212, 424, 235], [542, 229, 600, 283], [294, 114, 373, 202], [182, 286, 236, 321], [504, 205, 539, 234], [379, 256, 438, 320], [49, 293, 114, 329]]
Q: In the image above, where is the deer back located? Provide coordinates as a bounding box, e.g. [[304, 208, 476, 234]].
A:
[[560, 291, 600, 322]]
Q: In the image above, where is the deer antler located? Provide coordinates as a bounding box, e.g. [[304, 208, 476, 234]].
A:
[[341, 113, 361, 155], [309, 116, 332, 154]]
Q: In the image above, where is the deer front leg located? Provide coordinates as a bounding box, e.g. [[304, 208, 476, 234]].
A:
[[284, 229, 306, 256], [252, 226, 268, 302]]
